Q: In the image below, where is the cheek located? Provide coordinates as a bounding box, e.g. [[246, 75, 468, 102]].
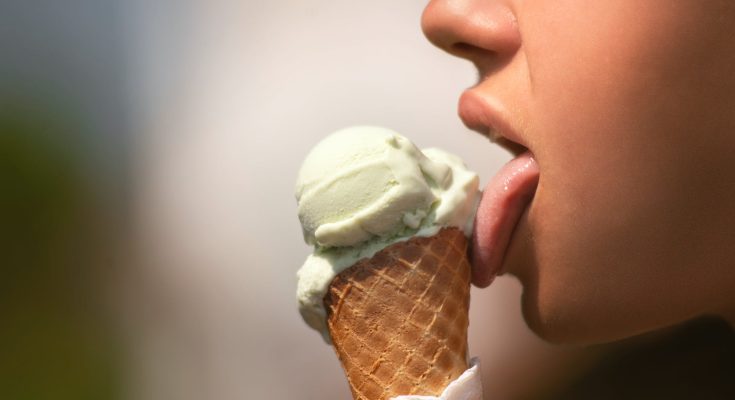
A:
[[513, 1, 735, 342]]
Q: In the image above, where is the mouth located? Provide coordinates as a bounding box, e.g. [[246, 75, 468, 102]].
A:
[[459, 90, 540, 287], [458, 90, 530, 156]]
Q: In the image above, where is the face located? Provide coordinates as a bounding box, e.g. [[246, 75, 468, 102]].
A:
[[423, 0, 735, 344]]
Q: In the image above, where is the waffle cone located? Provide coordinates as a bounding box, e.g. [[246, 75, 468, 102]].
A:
[[324, 227, 471, 400]]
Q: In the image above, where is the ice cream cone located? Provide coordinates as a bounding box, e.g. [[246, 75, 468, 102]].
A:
[[324, 227, 471, 400]]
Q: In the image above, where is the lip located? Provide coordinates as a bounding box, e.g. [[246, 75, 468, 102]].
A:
[[458, 89, 528, 153]]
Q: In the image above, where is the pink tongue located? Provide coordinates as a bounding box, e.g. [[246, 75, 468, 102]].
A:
[[471, 152, 539, 287]]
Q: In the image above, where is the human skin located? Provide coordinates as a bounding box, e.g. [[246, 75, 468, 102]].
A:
[[422, 0, 735, 344]]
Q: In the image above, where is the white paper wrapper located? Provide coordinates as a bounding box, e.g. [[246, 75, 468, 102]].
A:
[[391, 358, 483, 400]]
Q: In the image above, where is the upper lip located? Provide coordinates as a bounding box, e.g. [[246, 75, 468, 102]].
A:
[[458, 89, 528, 156]]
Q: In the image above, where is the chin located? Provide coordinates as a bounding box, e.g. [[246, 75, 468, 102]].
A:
[[504, 228, 646, 345], [520, 296, 610, 345], [519, 291, 591, 345], [515, 275, 655, 346], [515, 276, 575, 345]]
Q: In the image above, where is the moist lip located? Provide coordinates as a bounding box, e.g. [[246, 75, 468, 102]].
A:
[[471, 151, 539, 287]]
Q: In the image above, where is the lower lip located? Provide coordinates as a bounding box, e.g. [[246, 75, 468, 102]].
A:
[[471, 151, 540, 287]]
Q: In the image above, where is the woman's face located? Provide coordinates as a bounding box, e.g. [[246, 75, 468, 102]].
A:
[[423, 0, 735, 343]]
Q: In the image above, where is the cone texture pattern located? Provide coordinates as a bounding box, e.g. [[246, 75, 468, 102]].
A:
[[324, 227, 471, 400]]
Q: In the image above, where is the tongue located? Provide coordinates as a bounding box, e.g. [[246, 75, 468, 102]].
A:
[[471, 151, 539, 287]]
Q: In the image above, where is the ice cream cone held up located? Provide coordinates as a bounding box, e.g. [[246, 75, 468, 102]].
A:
[[295, 127, 482, 399]]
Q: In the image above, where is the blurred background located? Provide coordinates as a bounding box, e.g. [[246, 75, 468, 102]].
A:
[[3, 1, 733, 400]]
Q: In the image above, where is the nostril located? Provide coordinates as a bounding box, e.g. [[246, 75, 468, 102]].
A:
[[451, 42, 496, 59], [452, 42, 478, 55], [450, 42, 499, 74]]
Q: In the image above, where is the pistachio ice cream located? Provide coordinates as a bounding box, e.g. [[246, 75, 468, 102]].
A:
[[295, 126, 479, 342]]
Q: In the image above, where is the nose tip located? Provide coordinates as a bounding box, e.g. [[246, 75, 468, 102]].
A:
[[422, 0, 521, 63]]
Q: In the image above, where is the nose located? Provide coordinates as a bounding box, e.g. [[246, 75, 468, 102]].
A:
[[422, 0, 521, 71]]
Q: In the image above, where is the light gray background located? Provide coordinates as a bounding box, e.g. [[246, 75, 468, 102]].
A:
[[123, 1, 591, 399]]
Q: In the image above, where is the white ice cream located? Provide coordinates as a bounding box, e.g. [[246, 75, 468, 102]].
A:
[[295, 126, 480, 342], [296, 126, 478, 247]]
